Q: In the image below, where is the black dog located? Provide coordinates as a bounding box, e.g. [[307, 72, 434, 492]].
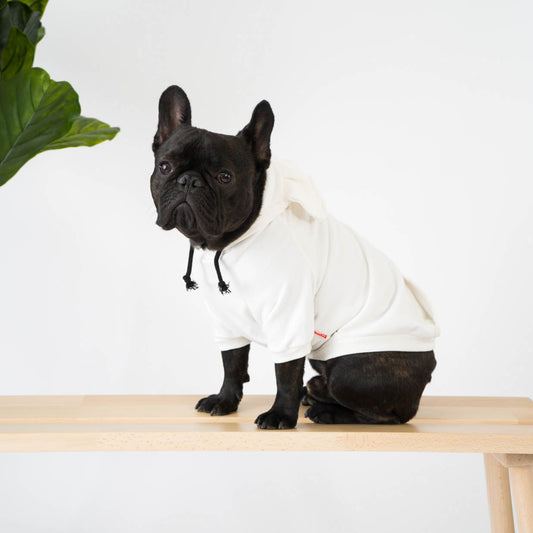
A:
[[151, 86, 437, 429]]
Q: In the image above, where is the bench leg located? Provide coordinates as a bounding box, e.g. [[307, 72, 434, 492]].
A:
[[484, 453, 515, 533], [509, 465, 533, 533]]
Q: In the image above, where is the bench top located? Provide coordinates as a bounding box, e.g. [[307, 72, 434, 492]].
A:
[[1, 395, 532, 453]]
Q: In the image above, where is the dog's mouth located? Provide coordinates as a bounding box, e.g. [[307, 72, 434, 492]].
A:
[[155, 185, 221, 247], [156, 200, 195, 231], [174, 201, 198, 233]]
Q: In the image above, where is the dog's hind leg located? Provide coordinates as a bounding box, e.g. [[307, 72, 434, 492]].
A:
[[302, 359, 339, 406], [302, 375, 338, 406], [305, 351, 436, 424]]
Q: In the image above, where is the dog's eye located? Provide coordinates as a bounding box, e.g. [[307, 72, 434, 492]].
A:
[[216, 171, 232, 184], [159, 161, 172, 174]]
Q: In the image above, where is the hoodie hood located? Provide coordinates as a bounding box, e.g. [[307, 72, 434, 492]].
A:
[[224, 157, 327, 250]]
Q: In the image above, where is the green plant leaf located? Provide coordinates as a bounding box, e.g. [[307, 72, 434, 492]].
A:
[[0, 67, 80, 186], [35, 20, 43, 41], [0, 26, 34, 79], [9, 0, 47, 15], [1, 1, 43, 52], [43, 115, 120, 151], [0, 2, 11, 50], [6, 1, 42, 44]]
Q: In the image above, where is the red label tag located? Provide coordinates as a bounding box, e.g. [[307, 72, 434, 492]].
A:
[[314, 330, 327, 339]]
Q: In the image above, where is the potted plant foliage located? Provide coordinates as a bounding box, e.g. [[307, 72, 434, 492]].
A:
[[0, 0, 119, 187]]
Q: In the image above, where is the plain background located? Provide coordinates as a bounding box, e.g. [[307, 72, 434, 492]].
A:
[[1, 1, 532, 531]]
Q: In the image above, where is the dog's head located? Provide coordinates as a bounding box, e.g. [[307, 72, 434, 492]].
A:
[[150, 86, 274, 250]]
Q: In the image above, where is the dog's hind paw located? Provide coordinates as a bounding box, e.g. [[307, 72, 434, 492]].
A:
[[305, 403, 403, 424], [304, 404, 337, 424], [304, 403, 364, 424]]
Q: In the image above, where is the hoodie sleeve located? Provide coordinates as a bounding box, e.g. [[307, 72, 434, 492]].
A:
[[202, 299, 251, 352]]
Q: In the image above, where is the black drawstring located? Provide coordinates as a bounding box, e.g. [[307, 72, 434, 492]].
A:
[[182, 245, 198, 291], [182, 245, 230, 295], [214, 250, 231, 294]]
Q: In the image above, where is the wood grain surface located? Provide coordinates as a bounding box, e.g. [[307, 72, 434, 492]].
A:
[[0, 395, 532, 452]]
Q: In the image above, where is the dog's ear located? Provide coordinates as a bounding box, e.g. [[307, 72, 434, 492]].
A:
[[152, 86, 192, 153], [237, 100, 274, 169]]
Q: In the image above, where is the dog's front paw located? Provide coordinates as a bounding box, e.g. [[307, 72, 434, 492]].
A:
[[195, 394, 239, 416], [254, 409, 297, 430]]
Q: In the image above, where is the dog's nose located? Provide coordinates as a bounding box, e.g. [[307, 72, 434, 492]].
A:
[[177, 172, 203, 189]]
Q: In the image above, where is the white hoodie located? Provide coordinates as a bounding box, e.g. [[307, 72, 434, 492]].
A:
[[194, 158, 439, 363]]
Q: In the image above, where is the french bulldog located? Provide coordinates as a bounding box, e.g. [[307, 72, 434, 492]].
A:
[[151, 85, 438, 429]]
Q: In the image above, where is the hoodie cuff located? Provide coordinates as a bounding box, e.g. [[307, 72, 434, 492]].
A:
[[216, 337, 250, 351], [268, 343, 311, 364]]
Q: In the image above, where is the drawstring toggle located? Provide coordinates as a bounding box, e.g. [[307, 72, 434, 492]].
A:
[[182, 245, 198, 291], [214, 250, 231, 294]]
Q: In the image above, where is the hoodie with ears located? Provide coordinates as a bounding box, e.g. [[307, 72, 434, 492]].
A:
[[191, 158, 439, 363]]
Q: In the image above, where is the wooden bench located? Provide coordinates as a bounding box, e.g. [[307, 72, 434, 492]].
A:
[[1, 394, 532, 532]]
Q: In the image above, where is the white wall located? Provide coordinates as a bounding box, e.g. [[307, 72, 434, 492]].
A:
[[0, 1, 531, 531]]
